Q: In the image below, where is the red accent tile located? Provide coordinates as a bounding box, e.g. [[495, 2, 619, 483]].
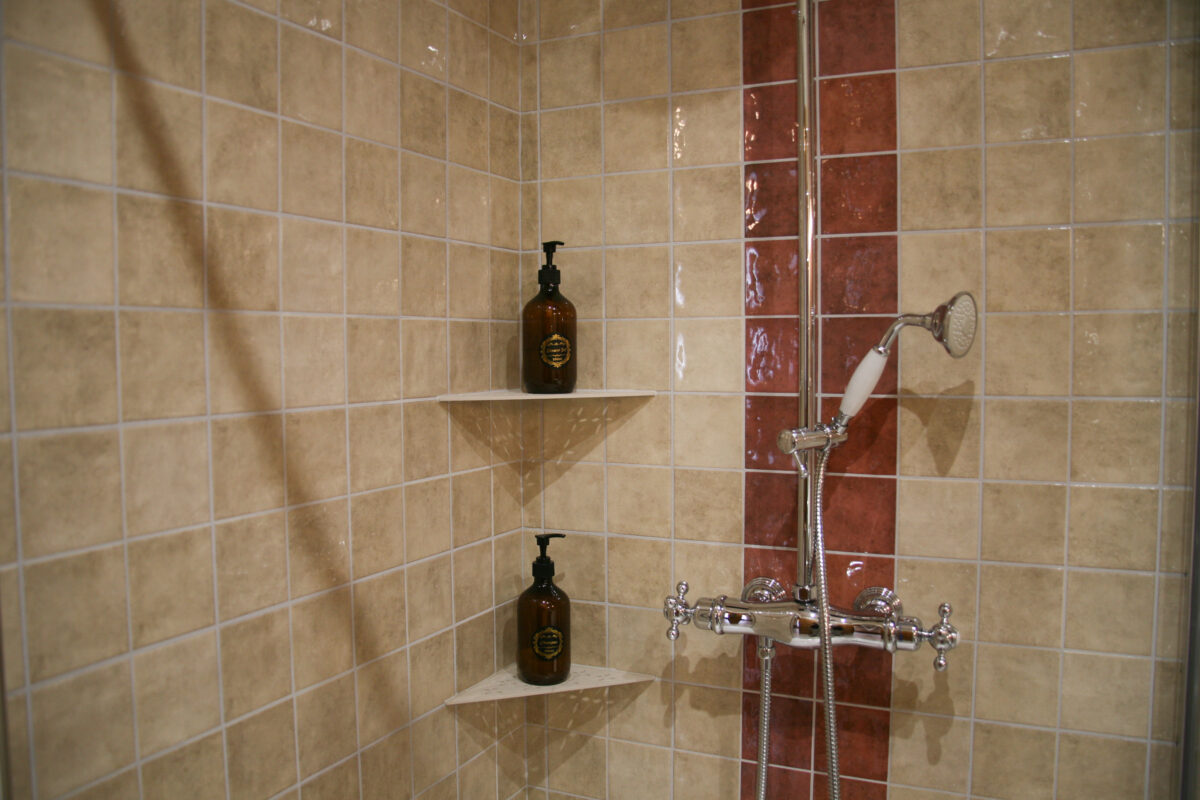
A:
[[821, 552, 894, 610], [812, 773, 888, 800], [740, 764, 813, 800], [814, 704, 890, 781], [746, 395, 800, 470], [817, 0, 895, 77], [743, 692, 814, 770], [744, 637, 815, 698], [748, 318, 800, 394], [820, 236, 898, 315], [820, 155, 897, 235], [744, 546, 798, 591], [744, 6, 799, 85], [745, 83, 799, 162], [832, 646, 892, 708], [819, 396, 897, 476], [822, 474, 896, 556], [819, 74, 896, 156], [746, 162, 800, 239], [746, 240, 800, 317], [745, 471, 799, 548], [820, 316, 898, 396]]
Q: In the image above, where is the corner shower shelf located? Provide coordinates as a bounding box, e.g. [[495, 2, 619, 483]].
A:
[[444, 664, 656, 706], [437, 389, 656, 402]]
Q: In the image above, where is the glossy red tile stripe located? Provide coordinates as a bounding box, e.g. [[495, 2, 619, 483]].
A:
[[821, 474, 896, 556], [831, 647, 891, 708], [819, 396, 897, 477], [812, 773, 888, 800], [747, 318, 801, 394], [745, 470, 799, 548], [745, 83, 799, 162], [820, 154, 897, 235], [821, 552, 894, 610], [746, 395, 801, 470], [746, 161, 800, 238], [820, 315, 899, 396], [820, 236, 897, 315], [814, 704, 890, 781], [819, 74, 897, 156], [742, 691, 815, 770], [746, 240, 800, 317], [740, 764, 814, 800], [817, 0, 895, 76], [744, 637, 816, 698], [743, 5, 800, 85], [744, 545, 799, 591]]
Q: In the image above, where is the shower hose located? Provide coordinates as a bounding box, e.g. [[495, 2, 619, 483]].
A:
[[755, 444, 840, 800]]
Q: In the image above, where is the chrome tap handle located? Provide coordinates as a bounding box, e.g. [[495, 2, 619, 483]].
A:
[[664, 581, 695, 640], [925, 603, 958, 671]]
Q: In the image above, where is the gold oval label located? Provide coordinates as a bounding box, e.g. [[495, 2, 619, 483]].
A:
[[539, 333, 571, 368], [531, 626, 564, 660]]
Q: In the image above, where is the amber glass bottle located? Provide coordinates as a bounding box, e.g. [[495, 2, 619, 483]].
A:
[[517, 533, 571, 685], [522, 241, 576, 394]]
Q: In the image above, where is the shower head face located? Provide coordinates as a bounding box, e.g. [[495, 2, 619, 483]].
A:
[[929, 291, 977, 358]]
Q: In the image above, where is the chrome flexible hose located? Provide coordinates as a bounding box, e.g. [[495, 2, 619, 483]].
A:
[[755, 636, 775, 800], [813, 444, 841, 800]]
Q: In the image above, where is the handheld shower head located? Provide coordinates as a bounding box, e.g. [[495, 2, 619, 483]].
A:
[[836, 292, 977, 429]]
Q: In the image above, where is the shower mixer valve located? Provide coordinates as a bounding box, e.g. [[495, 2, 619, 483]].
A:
[[663, 580, 959, 671]]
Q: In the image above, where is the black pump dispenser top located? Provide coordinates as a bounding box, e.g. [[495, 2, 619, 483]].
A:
[[538, 241, 565, 287], [532, 533, 565, 579]]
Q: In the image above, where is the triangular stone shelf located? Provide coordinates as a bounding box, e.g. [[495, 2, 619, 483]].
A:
[[445, 663, 656, 706]]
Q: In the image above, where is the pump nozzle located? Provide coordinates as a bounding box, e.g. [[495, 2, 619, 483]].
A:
[[533, 533, 565, 579], [542, 240, 564, 265], [539, 241, 566, 286], [535, 533, 565, 557]]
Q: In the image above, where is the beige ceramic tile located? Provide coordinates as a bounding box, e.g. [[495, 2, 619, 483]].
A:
[[402, 153, 448, 236], [205, 0, 277, 111], [401, 319, 448, 398], [1057, 733, 1148, 800], [898, 329, 981, 396], [984, 56, 1071, 142], [401, 235, 447, 316], [606, 394, 672, 466], [408, 631, 454, 717], [672, 89, 741, 167], [896, 479, 978, 559], [133, 632, 220, 755], [605, 98, 670, 172], [346, 228, 399, 315], [978, 564, 1062, 646], [406, 555, 453, 641], [605, 246, 670, 318], [287, 500, 350, 599], [540, 0, 600, 36], [361, 731, 412, 800], [548, 731, 606, 795], [18, 431, 121, 558], [898, 0, 980, 66], [448, 90, 491, 171], [543, 462, 606, 531], [491, 106, 521, 179], [13, 308, 118, 431], [141, 733, 225, 800], [671, 16, 740, 92], [403, 401, 449, 481], [215, 512, 288, 620], [491, 34, 521, 110], [346, 50, 399, 146], [1074, 313, 1163, 397], [983, 0, 1070, 58], [983, 399, 1069, 480], [1066, 570, 1155, 655], [673, 0, 739, 14], [119, 311, 206, 421], [1075, 46, 1166, 136], [981, 482, 1065, 564], [986, 142, 1071, 226], [540, 36, 601, 108], [1075, 135, 1165, 222], [897, 397, 982, 478], [900, 65, 980, 149], [285, 409, 348, 503], [603, 0, 667, 27], [282, 218, 343, 313], [117, 194, 205, 308], [346, 0, 399, 60], [673, 166, 743, 241], [984, 314, 1070, 396], [673, 684, 741, 758], [291, 587, 354, 689], [541, 107, 601, 178], [673, 395, 743, 468], [451, 468, 492, 547], [6, 0, 112, 64], [973, 644, 1059, 726], [448, 15, 490, 97], [1074, 0, 1166, 47], [542, 178, 603, 246], [675, 242, 743, 316], [127, 527, 213, 648], [283, 316, 346, 407], [25, 546, 128, 681], [604, 25, 669, 100], [1070, 399, 1161, 483], [608, 741, 671, 800], [490, 175, 520, 249], [971, 723, 1055, 800], [280, 26, 342, 129], [350, 488, 405, 578], [674, 319, 743, 392], [9, 177, 113, 304], [453, 541, 493, 620], [4, 46, 112, 182], [1061, 652, 1152, 736], [605, 171, 670, 244], [673, 469, 742, 543], [211, 414, 285, 518], [401, 73, 447, 158], [1170, 131, 1197, 221], [206, 206, 279, 310], [281, 0, 341, 36], [281, 122, 343, 221], [889, 712, 971, 793], [402, 0, 447, 78], [672, 752, 741, 800], [116, 77, 203, 198], [901, 232, 983, 311], [411, 710, 456, 792], [606, 465, 671, 537], [1171, 43, 1197, 130], [31, 662, 135, 798], [1074, 224, 1164, 310], [357, 651, 409, 744], [225, 703, 297, 800], [900, 150, 982, 230], [123, 421, 209, 536], [346, 140, 400, 229], [207, 312, 282, 413], [606, 320, 670, 390], [347, 318, 401, 403], [985, 228, 1070, 311]]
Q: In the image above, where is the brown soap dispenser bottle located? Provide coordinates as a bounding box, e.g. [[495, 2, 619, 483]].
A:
[[522, 241, 576, 394], [517, 533, 571, 685]]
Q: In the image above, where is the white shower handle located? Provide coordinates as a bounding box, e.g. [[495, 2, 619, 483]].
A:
[[838, 348, 888, 420]]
